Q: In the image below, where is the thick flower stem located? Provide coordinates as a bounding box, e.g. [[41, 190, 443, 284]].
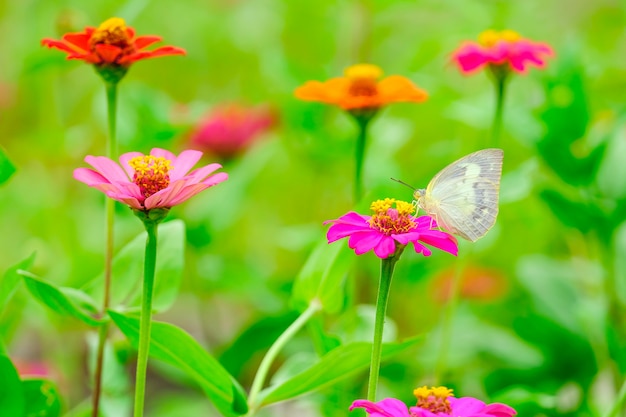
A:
[[367, 255, 399, 402], [247, 300, 321, 415], [353, 116, 371, 204], [91, 80, 119, 417], [491, 74, 507, 146], [133, 219, 159, 417]]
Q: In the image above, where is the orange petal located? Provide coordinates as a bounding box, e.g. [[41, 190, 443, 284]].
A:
[[63, 32, 91, 50], [94, 43, 122, 63], [134, 35, 162, 50], [294, 78, 350, 106], [378, 75, 428, 104], [118, 46, 186, 64]]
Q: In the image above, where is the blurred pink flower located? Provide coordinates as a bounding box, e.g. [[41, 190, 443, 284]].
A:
[[451, 30, 553, 75], [74, 148, 227, 211], [13, 358, 51, 378], [351, 386, 516, 417], [189, 104, 275, 159], [431, 266, 508, 303], [325, 198, 458, 259]]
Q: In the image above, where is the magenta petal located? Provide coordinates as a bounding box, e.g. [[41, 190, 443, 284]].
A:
[[168, 149, 203, 181], [327, 222, 371, 243], [200, 172, 228, 187], [481, 403, 517, 417], [449, 397, 487, 415], [324, 212, 371, 227], [350, 398, 411, 417], [348, 231, 384, 256], [73, 168, 108, 186], [418, 231, 459, 256], [84, 155, 130, 183], [373, 236, 397, 258], [119, 151, 143, 178], [186, 163, 222, 183]]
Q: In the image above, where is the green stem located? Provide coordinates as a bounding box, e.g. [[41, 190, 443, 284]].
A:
[[133, 220, 159, 417], [91, 81, 119, 417], [491, 74, 507, 146], [354, 116, 370, 204], [247, 300, 321, 414], [367, 255, 399, 401]]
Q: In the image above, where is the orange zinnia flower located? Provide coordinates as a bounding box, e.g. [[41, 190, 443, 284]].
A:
[[294, 64, 428, 111], [42, 17, 185, 68]]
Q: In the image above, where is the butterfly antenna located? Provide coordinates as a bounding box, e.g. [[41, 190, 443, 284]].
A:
[[390, 177, 416, 190]]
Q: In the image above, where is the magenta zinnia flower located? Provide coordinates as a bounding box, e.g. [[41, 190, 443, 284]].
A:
[[350, 386, 516, 417], [74, 148, 227, 211], [451, 29, 553, 75], [325, 198, 458, 259]]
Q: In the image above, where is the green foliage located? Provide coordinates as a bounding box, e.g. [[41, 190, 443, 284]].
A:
[[0, 146, 16, 186], [291, 238, 353, 314], [0, 254, 35, 317], [22, 273, 103, 327], [83, 220, 185, 313], [22, 379, 62, 417], [257, 336, 422, 406], [0, 355, 25, 416], [109, 311, 248, 417]]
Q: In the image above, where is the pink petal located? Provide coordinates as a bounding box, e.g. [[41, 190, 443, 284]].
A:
[[327, 222, 371, 243], [449, 397, 487, 415], [119, 151, 144, 178], [350, 398, 411, 417], [144, 179, 187, 209], [150, 148, 177, 164], [324, 212, 371, 227], [84, 155, 130, 183], [73, 167, 108, 186], [373, 236, 397, 258], [481, 403, 517, 417], [167, 149, 203, 181], [348, 231, 385, 256], [418, 231, 459, 256], [185, 163, 222, 183], [200, 172, 228, 187]]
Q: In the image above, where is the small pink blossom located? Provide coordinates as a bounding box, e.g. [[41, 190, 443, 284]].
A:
[[350, 387, 516, 417], [324, 199, 458, 259], [451, 29, 553, 75], [189, 104, 276, 159], [74, 148, 227, 211]]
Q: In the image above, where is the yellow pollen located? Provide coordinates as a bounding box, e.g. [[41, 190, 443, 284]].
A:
[[368, 199, 416, 235], [90, 17, 132, 48], [345, 64, 384, 81], [128, 155, 172, 198], [478, 29, 521, 47], [345, 64, 383, 98], [413, 386, 454, 414]]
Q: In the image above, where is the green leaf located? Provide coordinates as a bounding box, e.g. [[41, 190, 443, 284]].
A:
[[83, 220, 185, 313], [257, 337, 422, 406], [0, 253, 35, 316], [22, 273, 103, 327], [536, 55, 604, 186], [0, 146, 16, 186], [0, 355, 25, 416], [23, 379, 62, 417], [109, 311, 248, 417], [539, 188, 609, 237], [291, 239, 353, 314]]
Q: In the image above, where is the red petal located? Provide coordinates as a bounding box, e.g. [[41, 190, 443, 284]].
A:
[[118, 46, 186, 64], [94, 43, 123, 63], [41, 38, 78, 55], [63, 32, 91, 50], [134, 35, 162, 50]]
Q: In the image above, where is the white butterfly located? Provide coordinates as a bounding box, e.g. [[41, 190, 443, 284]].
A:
[[413, 148, 503, 242]]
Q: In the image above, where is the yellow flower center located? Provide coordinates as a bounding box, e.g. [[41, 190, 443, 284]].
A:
[[368, 198, 416, 235], [89, 17, 133, 50], [478, 29, 521, 47], [345, 64, 383, 97], [413, 386, 454, 414], [128, 155, 172, 198]]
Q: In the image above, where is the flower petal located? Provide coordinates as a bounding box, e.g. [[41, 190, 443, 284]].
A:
[[378, 75, 428, 104], [350, 398, 411, 417], [134, 35, 162, 50], [84, 155, 130, 183], [118, 46, 186, 64], [73, 167, 109, 187], [94, 43, 122, 63], [119, 151, 144, 178], [185, 162, 222, 183]]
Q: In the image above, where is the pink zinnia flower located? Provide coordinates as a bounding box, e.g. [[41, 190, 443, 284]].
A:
[[350, 386, 516, 417], [189, 104, 276, 159], [451, 30, 554, 75], [74, 148, 227, 211], [325, 198, 458, 259]]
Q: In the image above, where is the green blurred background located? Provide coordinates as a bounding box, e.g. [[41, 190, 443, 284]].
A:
[[2, 0, 626, 416]]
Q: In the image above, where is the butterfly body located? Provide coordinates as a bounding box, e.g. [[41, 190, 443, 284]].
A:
[[413, 148, 503, 242]]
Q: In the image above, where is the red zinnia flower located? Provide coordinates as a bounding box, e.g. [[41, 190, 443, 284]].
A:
[[41, 17, 185, 68]]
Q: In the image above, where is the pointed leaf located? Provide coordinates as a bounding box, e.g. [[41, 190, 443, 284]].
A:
[[257, 336, 422, 406], [291, 239, 353, 314], [23, 379, 62, 417], [0, 146, 16, 185], [0, 253, 35, 316], [0, 355, 25, 415], [109, 311, 248, 417], [22, 273, 103, 327], [83, 220, 185, 313]]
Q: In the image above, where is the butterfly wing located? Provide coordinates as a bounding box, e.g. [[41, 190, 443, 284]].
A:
[[421, 148, 503, 242]]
